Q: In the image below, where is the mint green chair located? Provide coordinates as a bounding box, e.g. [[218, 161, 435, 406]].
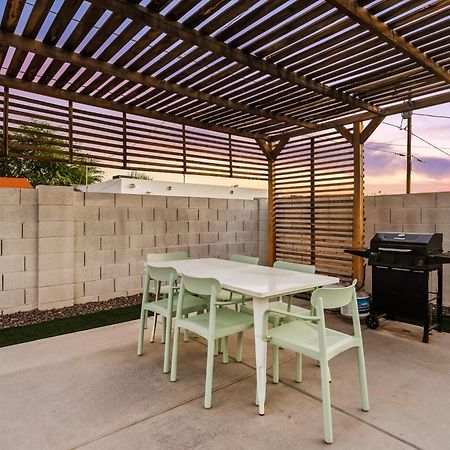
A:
[[137, 264, 208, 373], [263, 280, 369, 444], [145, 251, 188, 343], [170, 274, 254, 408]]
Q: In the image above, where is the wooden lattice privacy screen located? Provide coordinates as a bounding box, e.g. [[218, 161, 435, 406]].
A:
[[0, 87, 267, 181], [273, 131, 355, 279]]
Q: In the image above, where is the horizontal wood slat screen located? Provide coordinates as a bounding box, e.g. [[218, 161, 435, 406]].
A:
[[0, 87, 267, 180], [274, 130, 355, 279]]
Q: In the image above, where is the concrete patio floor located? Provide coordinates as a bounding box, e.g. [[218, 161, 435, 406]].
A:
[[1, 311, 449, 450]]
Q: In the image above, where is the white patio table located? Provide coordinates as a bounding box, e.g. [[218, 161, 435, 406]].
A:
[[145, 258, 338, 415]]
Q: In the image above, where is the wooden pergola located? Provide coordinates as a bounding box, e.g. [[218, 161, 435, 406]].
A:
[[1, 0, 449, 280]]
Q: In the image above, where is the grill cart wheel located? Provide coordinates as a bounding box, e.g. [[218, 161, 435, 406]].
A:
[[365, 315, 379, 329]]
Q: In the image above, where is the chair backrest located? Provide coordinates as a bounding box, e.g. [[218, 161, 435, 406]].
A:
[[147, 251, 188, 262], [231, 254, 259, 265], [273, 260, 315, 274], [180, 274, 221, 298], [147, 265, 178, 283], [311, 280, 357, 310]]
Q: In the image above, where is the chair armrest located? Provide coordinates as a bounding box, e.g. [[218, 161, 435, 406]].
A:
[[216, 298, 249, 306]]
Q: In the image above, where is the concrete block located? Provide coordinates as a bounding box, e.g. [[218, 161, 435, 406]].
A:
[[166, 245, 189, 255], [39, 253, 74, 271], [0, 289, 25, 309], [73, 206, 99, 222], [39, 205, 74, 221], [364, 196, 375, 208], [200, 232, 218, 245], [101, 263, 129, 279], [179, 233, 200, 246], [227, 221, 244, 232], [0, 188, 20, 204], [73, 192, 84, 206], [437, 192, 450, 208], [25, 288, 38, 306], [39, 284, 74, 303], [37, 186, 74, 205], [130, 235, 155, 249], [188, 244, 209, 259], [75, 236, 100, 253], [421, 208, 450, 225], [228, 199, 244, 210], [142, 195, 166, 208], [228, 242, 244, 254], [128, 208, 153, 221], [114, 221, 142, 236], [115, 276, 141, 292], [167, 196, 188, 209], [403, 223, 436, 233], [115, 248, 143, 263], [39, 299, 74, 310], [100, 207, 128, 222], [244, 219, 258, 231], [130, 261, 145, 276], [218, 231, 236, 243], [155, 234, 178, 247], [20, 189, 38, 205], [208, 243, 228, 258], [236, 231, 254, 242], [74, 295, 99, 305], [218, 209, 235, 221], [83, 222, 113, 237], [3, 271, 37, 290], [167, 221, 188, 234], [85, 279, 114, 296], [177, 208, 199, 221], [39, 269, 73, 287], [38, 221, 75, 238], [235, 209, 251, 221], [209, 221, 226, 232], [142, 221, 165, 235], [0, 222, 22, 238], [85, 192, 114, 207], [100, 235, 129, 250], [1, 304, 34, 314], [391, 208, 421, 224], [244, 241, 259, 256], [188, 221, 208, 233], [39, 237, 74, 254], [23, 222, 38, 239], [2, 238, 38, 256], [75, 265, 100, 283], [154, 208, 177, 221], [98, 291, 126, 302], [258, 198, 268, 210], [0, 205, 37, 222], [244, 200, 258, 210], [209, 198, 227, 209], [365, 207, 390, 223], [142, 246, 166, 257], [85, 250, 114, 266], [404, 193, 437, 208], [374, 194, 403, 208], [199, 209, 218, 221], [0, 255, 24, 274], [115, 193, 142, 208], [373, 223, 404, 232], [189, 197, 208, 209]]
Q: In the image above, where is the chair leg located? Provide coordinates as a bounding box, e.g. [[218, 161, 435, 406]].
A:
[[150, 313, 158, 343], [357, 346, 370, 412], [161, 317, 166, 344], [143, 310, 149, 329], [137, 307, 146, 356], [320, 361, 333, 444], [214, 339, 219, 356], [272, 345, 279, 384], [183, 314, 189, 342], [219, 337, 224, 354], [295, 353, 302, 383], [222, 336, 229, 364], [236, 332, 243, 362], [163, 316, 172, 374], [204, 339, 215, 409], [170, 323, 181, 382]]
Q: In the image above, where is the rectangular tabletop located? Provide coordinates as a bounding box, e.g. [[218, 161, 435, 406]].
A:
[[146, 258, 338, 298]]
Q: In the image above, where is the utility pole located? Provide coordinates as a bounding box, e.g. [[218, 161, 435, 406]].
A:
[[403, 111, 413, 193]]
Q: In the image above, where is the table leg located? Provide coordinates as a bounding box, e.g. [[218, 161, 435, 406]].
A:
[[253, 297, 269, 416]]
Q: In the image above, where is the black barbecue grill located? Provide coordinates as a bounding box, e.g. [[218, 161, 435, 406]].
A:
[[345, 232, 450, 343]]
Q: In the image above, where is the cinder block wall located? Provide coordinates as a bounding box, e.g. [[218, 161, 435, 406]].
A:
[[0, 187, 264, 314], [364, 192, 450, 306]]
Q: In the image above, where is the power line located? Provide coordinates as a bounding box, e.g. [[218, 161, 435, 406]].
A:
[[414, 113, 450, 120], [365, 145, 424, 163]]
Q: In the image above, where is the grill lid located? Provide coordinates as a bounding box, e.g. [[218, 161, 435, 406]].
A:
[[370, 232, 443, 255]]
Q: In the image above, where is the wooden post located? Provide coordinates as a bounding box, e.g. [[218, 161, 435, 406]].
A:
[[228, 134, 233, 178], [310, 137, 316, 266], [353, 121, 364, 283], [122, 112, 127, 169], [68, 100, 73, 162], [267, 149, 276, 267], [2, 87, 9, 155], [406, 114, 412, 193], [182, 124, 187, 174]]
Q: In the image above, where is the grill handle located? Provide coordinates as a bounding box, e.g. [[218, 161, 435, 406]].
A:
[[378, 247, 412, 253]]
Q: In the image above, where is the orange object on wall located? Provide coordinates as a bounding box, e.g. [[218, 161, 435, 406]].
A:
[[0, 177, 33, 189]]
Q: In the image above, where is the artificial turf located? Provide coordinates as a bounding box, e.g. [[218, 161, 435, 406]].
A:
[[0, 304, 142, 348]]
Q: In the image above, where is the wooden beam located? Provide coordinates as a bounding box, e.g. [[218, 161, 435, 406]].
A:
[[2, 86, 9, 155], [406, 114, 412, 194], [271, 137, 289, 161], [326, 0, 450, 84], [0, 75, 268, 140], [68, 99, 73, 162], [360, 116, 385, 143], [90, 0, 383, 115], [264, 141, 276, 267], [310, 137, 316, 266], [335, 125, 353, 145], [0, 31, 316, 131], [352, 121, 364, 283], [122, 111, 127, 170]]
